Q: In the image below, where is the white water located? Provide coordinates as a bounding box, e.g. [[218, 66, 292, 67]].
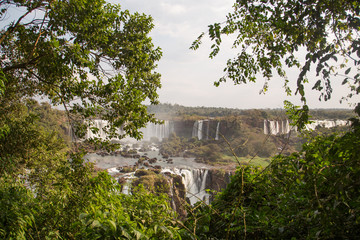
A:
[[87, 149, 212, 206], [140, 121, 174, 141], [305, 120, 348, 131], [192, 120, 204, 140], [192, 120, 221, 141], [264, 119, 348, 135], [162, 168, 210, 205], [106, 166, 211, 205], [95, 151, 213, 205], [85, 119, 174, 141], [215, 122, 220, 140], [85, 119, 110, 139]]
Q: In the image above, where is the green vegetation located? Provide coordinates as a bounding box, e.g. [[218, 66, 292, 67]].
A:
[[183, 0, 360, 239], [0, 1, 179, 239], [184, 114, 360, 239], [192, 0, 359, 123], [133, 170, 170, 194], [1, 0, 162, 146], [149, 103, 355, 120], [239, 156, 271, 168], [1, 0, 359, 239], [159, 114, 296, 165]]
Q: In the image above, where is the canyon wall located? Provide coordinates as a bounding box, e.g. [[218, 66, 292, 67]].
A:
[[84, 118, 350, 141]]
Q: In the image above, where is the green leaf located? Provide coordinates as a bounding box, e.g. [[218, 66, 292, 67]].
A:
[[345, 67, 351, 74], [90, 220, 101, 228], [108, 220, 117, 232]]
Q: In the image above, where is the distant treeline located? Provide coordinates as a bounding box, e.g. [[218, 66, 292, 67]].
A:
[[148, 103, 356, 120]]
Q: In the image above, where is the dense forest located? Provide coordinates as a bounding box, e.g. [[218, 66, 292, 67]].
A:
[[1, 0, 359, 239], [148, 103, 356, 120]]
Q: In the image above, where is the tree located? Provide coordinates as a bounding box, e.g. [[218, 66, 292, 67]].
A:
[[183, 1, 360, 239], [1, 0, 162, 143], [0, 2, 184, 239], [185, 114, 360, 239], [191, 0, 359, 126]]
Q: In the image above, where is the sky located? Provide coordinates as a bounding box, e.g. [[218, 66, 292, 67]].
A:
[[4, 1, 358, 110], [118, 0, 359, 109]]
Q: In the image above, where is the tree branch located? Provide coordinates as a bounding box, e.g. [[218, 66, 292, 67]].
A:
[[0, 8, 33, 45], [3, 55, 43, 72], [30, 8, 49, 57]]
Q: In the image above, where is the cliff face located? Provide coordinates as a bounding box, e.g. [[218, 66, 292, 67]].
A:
[[131, 170, 188, 218], [172, 120, 194, 138], [206, 169, 233, 202], [117, 168, 235, 218], [83, 118, 349, 143], [170, 174, 187, 218]]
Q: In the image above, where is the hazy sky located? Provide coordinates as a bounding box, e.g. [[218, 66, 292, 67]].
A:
[[118, 0, 359, 109]]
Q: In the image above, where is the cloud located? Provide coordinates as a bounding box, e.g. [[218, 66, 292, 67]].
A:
[[159, 2, 186, 15]]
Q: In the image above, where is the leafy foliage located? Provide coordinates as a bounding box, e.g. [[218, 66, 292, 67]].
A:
[[184, 112, 360, 239], [192, 0, 359, 127], [0, 1, 183, 239], [74, 173, 181, 240], [0, 101, 180, 239], [1, 0, 162, 144]]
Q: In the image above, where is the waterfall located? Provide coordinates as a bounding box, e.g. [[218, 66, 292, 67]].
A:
[[85, 120, 174, 141], [109, 165, 214, 206], [140, 121, 174, 141], [264, 120, 269, 135], [215, 122, 220, 140], [85, 119, 112, 139], [305, 120, 348, 130], [283, 120, 290, 134], [264, 119, 349, 135], [192, 120, 204, 140], [179, 168, 210, 205], [264, 120, 291, 135], [198, 120, 203, 140], [270, 121, 277, 135], [192, 120, 221, 140], [162, 168, 210, 205]]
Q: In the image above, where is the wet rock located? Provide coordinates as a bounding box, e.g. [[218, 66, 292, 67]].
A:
[[149, 158, 157, 164], [118, 166, 136, 173], [118, 177, 126, 185], [150, 168, 161, 174], [135, 169, 155, 177], [128, 149, 138, 154]]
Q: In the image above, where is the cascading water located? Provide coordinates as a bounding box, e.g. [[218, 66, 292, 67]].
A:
[[305, 120, 348, 131], [85, 120, 174, 141], [140, 121, 174, 141], [264, 120, 269, 135], [282, 120, 290, 134], [264, 119, 349, 135], [215, 122, 220, 140], [192, 120, 220, 140], [192, 120, 204, 140], [264, 119, 293, 135], [178, 168, 210, 205], [85, 119, 111, 139], [161, 168, 210, 205]]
